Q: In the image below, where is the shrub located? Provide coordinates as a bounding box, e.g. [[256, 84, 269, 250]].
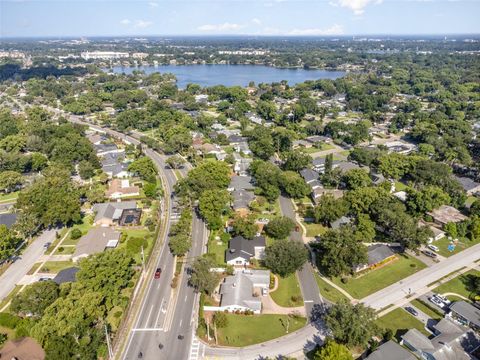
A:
[[0, 333, 7, 347], [70, 228, 82, 240], [341, 277, 349, 284], [0, 312, 21, 329]]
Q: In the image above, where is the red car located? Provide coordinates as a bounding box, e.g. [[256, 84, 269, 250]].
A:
[[154, 268, 162, 279]]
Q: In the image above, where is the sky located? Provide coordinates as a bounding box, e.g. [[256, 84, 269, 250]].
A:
[[1, 0, 479, 38]]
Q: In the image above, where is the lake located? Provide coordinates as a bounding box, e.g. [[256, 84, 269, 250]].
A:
[[106, 64, 345, 88]]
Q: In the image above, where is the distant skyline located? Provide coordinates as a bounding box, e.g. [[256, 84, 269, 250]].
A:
[[1, 0, 480, 38]]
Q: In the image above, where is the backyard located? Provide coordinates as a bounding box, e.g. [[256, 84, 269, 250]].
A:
[[331, 254, 426, 299], [270, 274, 304, 307], [216, 314, 306, 347]]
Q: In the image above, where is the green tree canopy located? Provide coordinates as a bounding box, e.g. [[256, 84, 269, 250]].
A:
[[264, 240, 308, 278]]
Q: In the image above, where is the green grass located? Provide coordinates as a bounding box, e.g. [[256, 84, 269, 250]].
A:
[[434, 236, 480, 258], [39, 261, 74, 274], [217, 314, 307, 347], [0, 285, 22, 310], [0, 191, 18, 203], [376, 308, 430, 341], [53, 246, 75, 255], [314, 274, 348, 303], [394, 181, 408, 191], [465, 196, 477, 207], [304, 222, 327, 237], [270, 274, 304, 307], [434, 269, 480, 300], [207, 238, 227, 266], [332, 254, 426, 299], [410, 299, 442, 320]]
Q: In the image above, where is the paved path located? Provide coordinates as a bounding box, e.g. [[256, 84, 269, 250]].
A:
[[440, 292, 469, 300], [0, 229, 56, 300]]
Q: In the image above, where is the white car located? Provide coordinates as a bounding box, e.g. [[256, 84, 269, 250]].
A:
[[429, 296, 444, 308], [427, 244, 439, 252]]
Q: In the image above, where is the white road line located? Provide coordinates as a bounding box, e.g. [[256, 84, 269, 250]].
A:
[[185, 295, 188, 302], [145, 304, 154, 326], [154, 297, 164, 326], [179, 319, 183, 327], [131, 328, 164, 332], [304, 300, 314, 303]]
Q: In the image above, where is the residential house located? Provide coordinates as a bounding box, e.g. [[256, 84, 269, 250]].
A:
[[335, 161, 363, 173], [72, 227, 120, 262], [331, 216, 351, 230], [311, 158, 341, 174], [228, 175, 255, 192], [401, 318, 480, 360], [300, 168, 319, 184], [0, 337, 45, 360], [53, 267, 79, 285], [0, 213, 17, 229], [219, 269, 270, 314], [394, 191, 407, 202], [428, 205, 468, 227], [194, 94, 209, 103], [228, 135, 248, 145], [455, 176, 480, 196], [293, 140, 313, 149], [245, 111, 263, 125], [226, 235, 266, 266], [418, 220, 446, 243], [95, 143, 124, 156], [385, 141, 416, 155], [365, 340, 416, 360], [86, 133, 105, 145], [101, 153, 130, 178], [105, 179, 140, 199], [306, 135, 331, 145], [312, 187, 344, 204], [231, 190, 255, 215], [448, 301, 480, 331], [354, 244, 396, 273], [234, 142, 252, 155], [92, 201, 137, 226]]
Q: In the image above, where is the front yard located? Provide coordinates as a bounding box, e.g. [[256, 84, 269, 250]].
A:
[[216, 314, 306, 347], [303, 222, 327, 238], [331, 254, 426, 299], [434, 236, 480, 258], [434, 269, 480, 301], [314, 273, 349, 303], [270, 274, 304, 307], [376, 308, 430, 341]]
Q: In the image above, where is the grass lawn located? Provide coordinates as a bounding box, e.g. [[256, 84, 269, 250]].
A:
[[332, 254, 426, 299], [270, 274, 304, 307], [465, 196, 477, 207], [0, 285, 22, 310], [304, 222, 327, 238], [0, 191, 18, 203], [376, 308, 430, 340], [434, 236, 480, 258], [410, 299, 443, 320], [0, 325, 16, 341], [54, 246, 75, 255], [39, 261, 74, 274], [314, 273, 348, 303], [217, 314, 307, 347], [394, 181, 408, 191], [207, 238, 227, 266], [434, 269, 480, 300]]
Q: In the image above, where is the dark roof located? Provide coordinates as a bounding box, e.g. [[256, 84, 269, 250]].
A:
[[300, 168, 319, 183], [0, 213, 17, 229], [366, 340, 415, 360], [331, 216, 351, 229], [455, 176, 480, 192], [226, 235, 265, 262], [367, 244, 395, 265], [312, 157, 326, 166], [53, 267, 79, 284], [450, 301, 480, 328], [306, 135, 329, 143], [228, 135, 247, 144], [232, 190, 255, 210], [229, 175, 254, 191]]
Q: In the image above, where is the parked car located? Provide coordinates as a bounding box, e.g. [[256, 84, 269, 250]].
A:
[[427, 244, 439, 252], [43, 242, 51, 250], [154, 268, 162, 279], [405, 306, 418, 316], [422, 250, 437, 258], [429, 296, 444, 307]]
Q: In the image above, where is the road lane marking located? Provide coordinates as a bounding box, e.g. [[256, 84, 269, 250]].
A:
[[185, 295, 188, 302], [179, 319, 183, 327], [132, 328, 163, 332], [304, 300, 314, 303], [145, 304, 154, 326]]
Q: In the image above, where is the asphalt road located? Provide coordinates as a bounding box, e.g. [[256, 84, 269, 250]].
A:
[[278, 195, 324, 317], [0, 229, 56, 301]]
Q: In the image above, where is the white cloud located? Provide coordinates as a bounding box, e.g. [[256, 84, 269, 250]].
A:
[[330, 0, 383, 15], [197, 22, 245, 32], [148, 2, 159, 8], [120, 19, 131, 25], [287, 24, 345, 36], [251, 18, 262, 25], [134, 20, 153, 29]]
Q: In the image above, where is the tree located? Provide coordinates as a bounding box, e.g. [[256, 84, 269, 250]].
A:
[[78, 160, 95, 180], [166, 155, 186, 169], [70, 228, 82, 240], [282, 151, 312, 172], [231, 215, 258, 239], [11, 281, 59, 319], [314, 228, 368, 277], [406, 186, 450, 215], [280, 171, 310, 199], [0, 225, 21, 261], [143, 182, 159, 199], [176, 160, 230, 199], [169, 233, 192, 256], [264, 240, 308, 278], [324, 300, 379, 348], [198, 189, 231, 230], [313, 340, 353, 360], [265, 217, 295, 240], [128, 156, 158, 183], [341, 169, 372, 190], [0, 170, 23, 192], [314, 195, 349, 226], [189, 257, 219, 295]]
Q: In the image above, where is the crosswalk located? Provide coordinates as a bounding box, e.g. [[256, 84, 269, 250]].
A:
[[189, 337, 204, 360]]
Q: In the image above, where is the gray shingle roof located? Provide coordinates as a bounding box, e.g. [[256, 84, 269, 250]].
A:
[[220, 270, 270, 312], [229, 175, 254, 191], [366, 340, 415, 360], [0, 213, 17, 229], [455, 176, 480, 192], [450, 301, 480, 328], [73, 227, 120, 260], [300, 168, 319, 183], [93, 201, 137, 223], [226, 235, 266, 262], [53, 267, 79, 284], [232, 190, 255, 210], [367, 244, 395, 265]]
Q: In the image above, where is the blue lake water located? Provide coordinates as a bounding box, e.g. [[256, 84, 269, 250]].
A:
[[106, 64, 345, 88]]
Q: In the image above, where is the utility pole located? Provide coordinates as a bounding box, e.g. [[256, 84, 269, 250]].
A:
[[105, 324, 113, 359]]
